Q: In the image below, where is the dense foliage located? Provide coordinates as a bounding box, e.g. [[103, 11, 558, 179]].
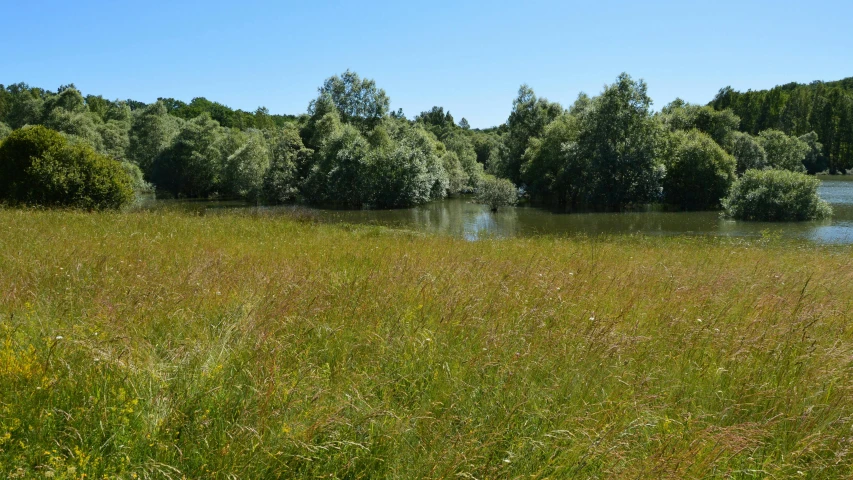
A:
[[0, 126, 134, 209], [662, 130, 736, 210], [710, 78, 853, 173], [520, 74, 665, 210], [520, 114, 583, 208], [0, 73, 841, 216], [726, 131, 767, 174], [722, 169, 832, 221], [757, 129, 810, 172]]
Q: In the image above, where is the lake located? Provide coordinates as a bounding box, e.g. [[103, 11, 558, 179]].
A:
[[144, 176, 853, 243]]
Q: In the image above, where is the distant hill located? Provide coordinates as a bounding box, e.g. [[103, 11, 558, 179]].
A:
[[709, 77, 853, 173]]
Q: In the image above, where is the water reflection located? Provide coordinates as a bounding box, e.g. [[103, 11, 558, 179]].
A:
[[143, 179, 853, 244]]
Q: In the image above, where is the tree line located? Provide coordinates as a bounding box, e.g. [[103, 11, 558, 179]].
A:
[[0, 72, 501, 209], [709, 77, 853, 174], [0, 72, 843, 217]]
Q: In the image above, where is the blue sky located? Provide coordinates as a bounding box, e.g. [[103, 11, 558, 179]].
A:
[[2, 0, 851, 128]]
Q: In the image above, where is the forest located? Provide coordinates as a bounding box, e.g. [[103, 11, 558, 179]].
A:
[[710, 77, 853, 173], [0, 72, 849, 217]]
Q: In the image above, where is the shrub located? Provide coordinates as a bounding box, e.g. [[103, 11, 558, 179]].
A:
[[476, 174, 518, 212], [663, 130, 736, 210], [722, 169, 832, 221], [0, 125, 134, 210]]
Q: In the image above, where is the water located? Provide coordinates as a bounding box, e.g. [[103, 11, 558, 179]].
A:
[[143, 177, 853, 243]]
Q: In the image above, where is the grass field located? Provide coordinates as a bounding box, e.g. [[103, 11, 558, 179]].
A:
[[1, 208, 853, 478]]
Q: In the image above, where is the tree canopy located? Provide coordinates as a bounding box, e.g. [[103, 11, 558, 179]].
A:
[[0, 72, 843, 216], [709, 78, 853, 173]]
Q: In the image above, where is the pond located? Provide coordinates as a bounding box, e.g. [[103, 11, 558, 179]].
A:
[[143, 177, 853, 243]]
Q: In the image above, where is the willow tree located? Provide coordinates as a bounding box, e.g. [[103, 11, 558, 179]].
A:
[[309, 70, 390, 131], [575, 73, 664, 209]]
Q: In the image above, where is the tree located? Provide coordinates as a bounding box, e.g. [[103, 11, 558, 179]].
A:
[[149, 113, 225, 198], [98, 120, 131, 161], [85, 94, 111, 121], [128, 101, 182, 174], [0, 125, 134, 209], [41, 85, 86, 117], [757, 129, 809, 172], [303, 121, 448, 208], [799, 131, 827, 174], [308, 70, 390, 130], [659, 101, 740, 146], [476, 174, 518, 212], [4, 83, 44, 129], [443, 134, 483, 193], [415, 106, 457, 139], [254, 107, 275, 130], [520, 113, 586, 209], [726, 131, 767, 174], [104, 101, 132, 124], [722, 169, 832, 221], [302, 95, 342, 151], [262, 125, 313, 204], [303, 124, 371, 207], [223, 129, 271, 201], [503, 85, 563, 183], [43, 109, 105, 152], [707, 78, 853, 174], [576, 73, 664, 209], [0, 122, 10, 141], [119, 160, 153, 194], [369, 126, 447, 208], [469, 130, 505, 174], [662, 130, 736, 210], [459, 118, 470, 130], [441, 150, 467, 194]]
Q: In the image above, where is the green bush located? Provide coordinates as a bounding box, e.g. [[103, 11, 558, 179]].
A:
[[0, 125, 134, 210], [476, 174, 518, 212], [722, 169, 832, 221]]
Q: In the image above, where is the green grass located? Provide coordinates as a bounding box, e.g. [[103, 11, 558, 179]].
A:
[[1, 208, 853, 478]]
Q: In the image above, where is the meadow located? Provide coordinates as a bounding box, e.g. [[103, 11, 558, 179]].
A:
[[1, 208, 853, 478]]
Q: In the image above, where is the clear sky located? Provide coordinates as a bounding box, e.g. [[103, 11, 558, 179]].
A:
[[2, 0, 851, 128]]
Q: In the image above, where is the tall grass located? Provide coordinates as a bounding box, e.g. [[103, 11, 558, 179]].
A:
[[1, 208, 852, 478]]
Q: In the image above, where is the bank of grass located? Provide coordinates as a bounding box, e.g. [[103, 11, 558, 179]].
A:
[[1, 208, 852, 479]]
